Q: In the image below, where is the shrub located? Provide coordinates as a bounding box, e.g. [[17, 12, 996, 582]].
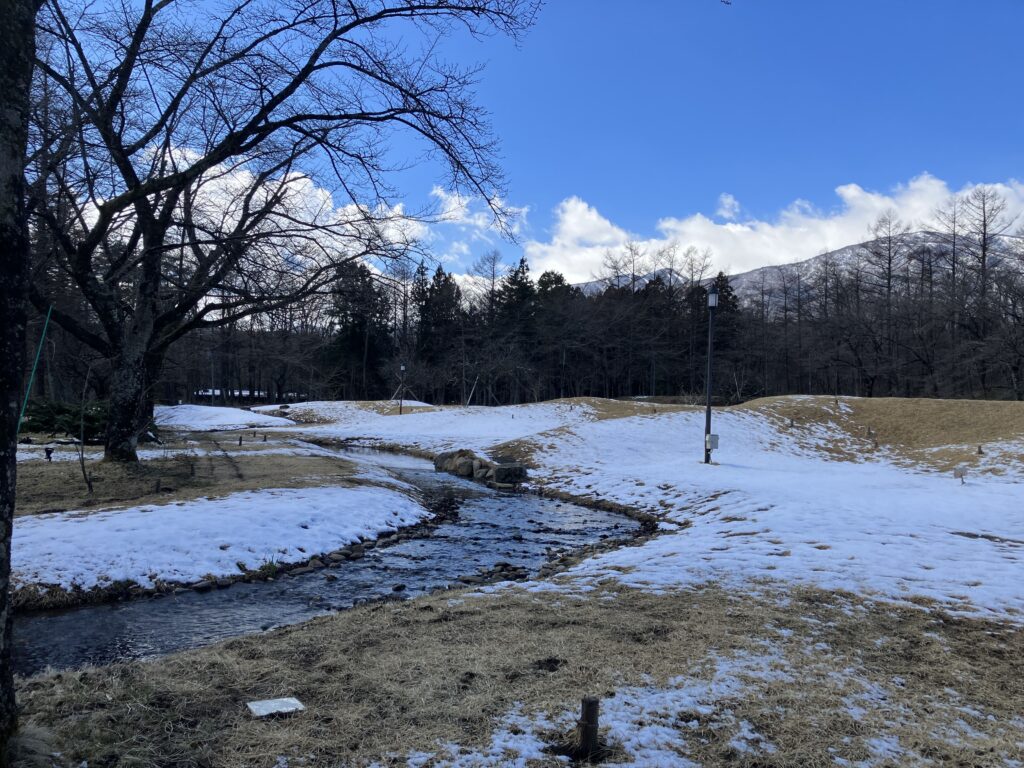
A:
[[21, 399, 108, 442]]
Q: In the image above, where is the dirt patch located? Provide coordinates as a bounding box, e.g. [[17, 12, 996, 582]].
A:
[[17, 584, 1023, 767]]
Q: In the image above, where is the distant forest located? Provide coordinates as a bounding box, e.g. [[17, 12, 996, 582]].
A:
[[27, 189, 1024, 408]]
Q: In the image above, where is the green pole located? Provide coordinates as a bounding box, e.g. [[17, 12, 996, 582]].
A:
[[17, 305, 53, 435]]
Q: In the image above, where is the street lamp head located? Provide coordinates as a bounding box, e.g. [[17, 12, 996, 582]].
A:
[[707, 283, 719, 308]]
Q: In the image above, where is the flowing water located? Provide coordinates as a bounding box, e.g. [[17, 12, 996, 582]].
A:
[[13, 451, 638, 676]]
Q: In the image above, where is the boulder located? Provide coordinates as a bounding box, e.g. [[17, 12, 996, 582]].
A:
[[434, 448, 481, 473], [191, 580, 214, 592], [454, 457, 475, 477]]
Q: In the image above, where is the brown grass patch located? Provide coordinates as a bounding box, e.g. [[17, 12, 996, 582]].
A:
[[555, 396, 695, 421], [15, 437, 361, 517], [17, 584, 1023, 767], [280, 401, 437, 423], [737, 395, 1024, 471]]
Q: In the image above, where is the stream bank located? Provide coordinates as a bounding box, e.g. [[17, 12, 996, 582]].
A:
[[14, 450, 641, 676]]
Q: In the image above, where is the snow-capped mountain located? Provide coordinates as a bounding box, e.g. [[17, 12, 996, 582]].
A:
[[573, 230, 1019, 302]]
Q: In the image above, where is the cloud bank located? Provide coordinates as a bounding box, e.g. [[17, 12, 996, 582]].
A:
[[522, 174, 1024, 282]]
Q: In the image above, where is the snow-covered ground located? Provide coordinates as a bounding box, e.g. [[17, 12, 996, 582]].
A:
[[155, 404, 294, 430], [259, 399, 598, 456], [13, 483, 428, 592], [525, 409, 1024, 621], [244, 398, 1024, 622], [20, 399, 1024, 621]]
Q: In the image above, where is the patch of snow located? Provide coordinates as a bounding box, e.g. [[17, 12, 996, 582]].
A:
[[403, 650, 789, 766], [297, 400, 597, 458], [527, 409, 1024, 620], [155, 404, 294, 431], [12, 485, 427, 590]]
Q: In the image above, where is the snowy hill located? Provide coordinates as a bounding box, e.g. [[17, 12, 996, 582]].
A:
[[573, 230, 1020, 302], [727, 230, 940, 299], [574, 267, 690, 296]]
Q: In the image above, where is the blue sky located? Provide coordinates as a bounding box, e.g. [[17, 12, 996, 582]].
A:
[[390, 1, 1024, 279]]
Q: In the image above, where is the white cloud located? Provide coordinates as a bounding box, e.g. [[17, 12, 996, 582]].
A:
[[523, 174, 1024, 281], [716, 192, 740, 221], [522, 196, 630, 280], [429, 186, 529, 237]]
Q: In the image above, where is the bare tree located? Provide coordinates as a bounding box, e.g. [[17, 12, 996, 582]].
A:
[[680, 245, 712, 287], [962, 186, 1016, 304], [469, 248, 507, 322], [862, 211, 912, 393], [961, 187, 1016, 393], [29, 0, 537, 460], [1, 0, 43, 751]]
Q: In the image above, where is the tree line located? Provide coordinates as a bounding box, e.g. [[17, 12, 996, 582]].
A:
[[36, 184, 1020, 412]]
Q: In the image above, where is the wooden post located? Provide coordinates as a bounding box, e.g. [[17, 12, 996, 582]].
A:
[[548, 695, 605, 761], [238, 434, 242, 446], [578, 696, 600, 759]]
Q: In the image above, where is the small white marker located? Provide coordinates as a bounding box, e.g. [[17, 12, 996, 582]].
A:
[[247, 697, 306, 717]]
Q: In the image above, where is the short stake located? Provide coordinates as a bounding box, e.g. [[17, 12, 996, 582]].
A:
[[578, 696, 600, 759], [548, 696, 606, 762]]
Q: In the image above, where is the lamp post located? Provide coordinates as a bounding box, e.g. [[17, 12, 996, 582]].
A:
[[399, 364, 406, 415], [704, 283, 718, 464]]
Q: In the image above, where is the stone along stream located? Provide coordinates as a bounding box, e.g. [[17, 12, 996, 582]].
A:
[[13, 451, 639, 676]]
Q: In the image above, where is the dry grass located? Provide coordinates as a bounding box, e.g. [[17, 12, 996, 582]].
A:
[[737, 395, 1024, 472], [17, 583, 1023, 767], [492, 398, 694, 467], [739, 395, 1024, 450], [15, 435, 361, 517], [556, 396, 694, 420], [279, 401, 437, 423]]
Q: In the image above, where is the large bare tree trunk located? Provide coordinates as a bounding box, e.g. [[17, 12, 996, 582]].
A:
[[105, 346, 149, 462], [0, 0, 40, 753], [104, 343, 163, 462]]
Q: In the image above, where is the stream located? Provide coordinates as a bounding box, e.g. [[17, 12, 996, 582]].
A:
[[13, 450, 639, 676]]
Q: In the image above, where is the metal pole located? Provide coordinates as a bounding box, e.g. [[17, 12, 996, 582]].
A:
[[399, 365, 405, 415], [17, 305, 53, 435], [704, 301, 716, 464]]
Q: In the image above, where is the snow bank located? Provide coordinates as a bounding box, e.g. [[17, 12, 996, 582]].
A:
[[155, 404, 294, 431], [13, 485, 427, 590], [529, 410, 1024, 620], [301, 400, 596, 457]]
